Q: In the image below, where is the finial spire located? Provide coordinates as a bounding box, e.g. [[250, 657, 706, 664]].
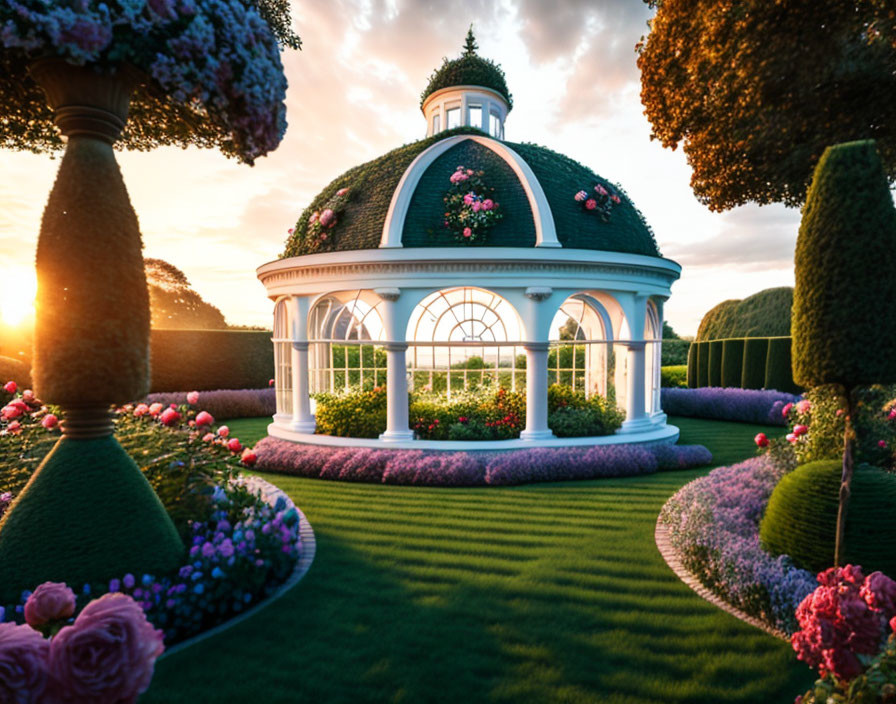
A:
[[463, 25, 478, 56]]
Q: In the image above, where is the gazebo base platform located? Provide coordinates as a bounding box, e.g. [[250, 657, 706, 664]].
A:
[[267, 421, 679, 451]]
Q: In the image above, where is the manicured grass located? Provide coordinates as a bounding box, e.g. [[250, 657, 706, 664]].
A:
[[144, 416, 812, 703], [220, 416, 270, 445]]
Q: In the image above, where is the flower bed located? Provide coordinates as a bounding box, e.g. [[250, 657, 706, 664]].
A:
[[0, 384, 303, 648], [660, 387, 801, 425], [254, 436, 712, 487], [144, 387, 275, 420], [659, 455, 817, 633]]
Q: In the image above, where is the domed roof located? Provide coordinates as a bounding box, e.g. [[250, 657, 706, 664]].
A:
[[420, 29, 513, 110], [281, 127, 660, 259]]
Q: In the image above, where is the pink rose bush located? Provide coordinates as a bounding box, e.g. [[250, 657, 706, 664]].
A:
[[0, 622, 50, 703], [294, 185, 352, 252], [574, 182, 622, 221], [442, 165, 503, 244], [24, 583, 76, 630]]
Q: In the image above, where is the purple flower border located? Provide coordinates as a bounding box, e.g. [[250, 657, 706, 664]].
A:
[[661, 387, 802, 426]]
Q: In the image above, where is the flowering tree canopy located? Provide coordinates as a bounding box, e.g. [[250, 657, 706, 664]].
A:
[[0, 0, 299, 164]]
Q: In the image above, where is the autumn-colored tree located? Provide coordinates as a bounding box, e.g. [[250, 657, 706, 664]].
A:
[[637, 0, 896, 210], [145, 259, 227, 330]]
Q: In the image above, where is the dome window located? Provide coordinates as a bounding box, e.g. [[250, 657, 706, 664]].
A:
[[446, 106, 461, 130]]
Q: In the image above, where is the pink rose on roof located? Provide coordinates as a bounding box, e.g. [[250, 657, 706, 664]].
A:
[[309, 211, 319, 224], [3, 381, 16, 394], [463, 227, 472, 238], [0, 622, 50, 702], [463, 193, 473, 205], [574, 190, 588, 202], [336, 187, 350, 197], [287, 227, 294, 235], [319, 209, 336, 227], [194, 411, 214, 427], [186, 391, 200, 405], [482, 199, 494, 210], [25, 582, 76, 628], [585, 199, 597, 211], [48, 593, 164, 704], [595, 184, 608, 196], [610, 193, 621, 204], [472, 201, 481, 212]]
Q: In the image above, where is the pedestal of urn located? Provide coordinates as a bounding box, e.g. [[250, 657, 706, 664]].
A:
[[0, 58, 183, 602]]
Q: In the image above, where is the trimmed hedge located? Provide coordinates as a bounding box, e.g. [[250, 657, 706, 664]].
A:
[[661, 339, 691, 366], [421, 52, 513, 108], [741, 338, 769, 390], [150, 329, 273, 393], [792, 140, 896, 389], [696, 287, 792, 341], [708, 340, 723, 387], [765, 337, 799, 393], [660, 365, 687, 388], [686, 344, 698, 388], [696, 341, 709, 388], [759, 460, 896, 575], [720, 338, 745, 388]]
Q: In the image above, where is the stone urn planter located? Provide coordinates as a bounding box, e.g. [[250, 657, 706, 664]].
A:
[[0, 58, 183, 602]]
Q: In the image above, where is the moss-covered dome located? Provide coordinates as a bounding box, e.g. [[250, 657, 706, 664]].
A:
[[420, 29, 513, 110], [281, 127, 659, 258]]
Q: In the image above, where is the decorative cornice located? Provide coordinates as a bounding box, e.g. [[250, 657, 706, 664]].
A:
[[373, 287, 401, 302], [524, 286, 552, 302]]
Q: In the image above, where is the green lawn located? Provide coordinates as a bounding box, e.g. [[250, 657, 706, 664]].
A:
[[144, 416, 810, 703]]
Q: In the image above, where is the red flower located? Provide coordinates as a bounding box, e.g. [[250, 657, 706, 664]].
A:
[[585, 198, 597, 210]]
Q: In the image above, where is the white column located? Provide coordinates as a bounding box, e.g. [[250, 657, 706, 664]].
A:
[[619, 342, 652, 433], [520, 342, 553, 441], [290, 296, 315, 433], [380, 342, 413, 442], [651, 299, 667, 424]]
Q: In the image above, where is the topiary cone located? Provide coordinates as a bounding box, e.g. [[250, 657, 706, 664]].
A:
[[792, 139, 896, 566], [0, 59, 183, 599]]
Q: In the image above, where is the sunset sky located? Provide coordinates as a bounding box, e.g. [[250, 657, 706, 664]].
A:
[[0, 0, 805, 337]]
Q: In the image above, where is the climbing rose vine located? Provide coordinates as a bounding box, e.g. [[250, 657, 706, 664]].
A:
[[443, 165, 503, 244]]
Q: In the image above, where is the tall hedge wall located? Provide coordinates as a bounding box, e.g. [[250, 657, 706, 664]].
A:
[[708, 340, 724, 387], [696, 287, 793, 341], [686, 343, 698, 389], [741, 338, 770, 390], [721, 338, 745, 388], [150, 329, 273, 393], [687, 335, 800, 392]]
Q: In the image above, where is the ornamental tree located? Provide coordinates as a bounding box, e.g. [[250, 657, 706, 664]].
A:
[[0, 0, 298, 601], [792, 139, 896, 566], [637, 0, 896, 210]]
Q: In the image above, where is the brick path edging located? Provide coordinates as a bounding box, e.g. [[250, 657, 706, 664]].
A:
[[654, 512, 789, 642]]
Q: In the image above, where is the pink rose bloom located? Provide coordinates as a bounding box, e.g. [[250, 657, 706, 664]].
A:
[[133, 404, 149, 417], [786, 433, 797, 443], [269, 378, 275, 387], [194, 411, 214, 427], [0, 622, 50, 703], [889, 408, 896, 421], [793, 424, 809, 436], [21, 390, 34, 403], [6, 420, 22, 434], [148, 403, 164, 417], [595, 184, 608, 196], [482, 199, 494, 210], [2, 400, 26, 420], [287, 227, 294, 235], [463, 227, 472, 238], [610, 194, 621, 204], [880, 440, 888, 448], [782, 402, 794, 418], [336, 187, 349, 197], [754, 433, 769, 448], [466, 169, 473, 175], [463, 193, 473, 205], [227, 438, 242, 453], [574, 190, 588, 202], [41, 414, 58, 430], [891, 616, 896, 633], [3, 380, 16, 394], [25, 582, 76, 628], [318, 209, 336, 228], [158, 408, 180, 427], [241, 449, 257, 466], [202, 432, 215, 442], [217, 425, 230, 438], [186, 391, 200, 405], [585, 199, 597, 210], [48, 593, 164, 704], [309, 211, 319, 224], [796, 399, 812, 414]]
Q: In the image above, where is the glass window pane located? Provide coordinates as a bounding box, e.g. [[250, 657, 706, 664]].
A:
[[447, 107, 460, 129], [490, 113, 501, 137], [469, 106, 482, 129], [432, 114, 440, 133]]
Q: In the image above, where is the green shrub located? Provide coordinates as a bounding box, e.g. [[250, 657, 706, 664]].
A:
[[149, 329, 273, 393], [765, 337, 800, 393], [314, 386, 388, 438], [721, 339, 745, 388], [708, 340, 723, 387], [741, 338, 769, 389], [661, 339, 691, 366], [696, 341, 709, 387], [661, 365, 688, 388], [759, 460, 896, 575], [793, 140, 896, 390], [696, 288, 792, 341], [686, 344, 698, 388]]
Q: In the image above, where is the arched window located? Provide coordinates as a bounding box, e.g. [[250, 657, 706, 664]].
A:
[[645, 301, 662, 415], [549, 295, 611, 399], [273, 298, 292, 415], [308, 291, 385, 393], [406, 287, 523, 397]]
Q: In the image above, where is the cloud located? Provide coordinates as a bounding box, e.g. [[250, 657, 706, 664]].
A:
[[663, 204, 801, 271]]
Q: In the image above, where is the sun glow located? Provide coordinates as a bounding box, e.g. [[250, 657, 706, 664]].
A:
[[0, 268, 37, 327]]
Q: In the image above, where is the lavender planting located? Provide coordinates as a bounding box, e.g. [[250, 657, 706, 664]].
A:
[[661, 387, 802, 426], [144, 388, 275, 420]]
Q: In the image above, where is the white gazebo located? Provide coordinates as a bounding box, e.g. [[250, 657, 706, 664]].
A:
[[257, 36, 681, 450]]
